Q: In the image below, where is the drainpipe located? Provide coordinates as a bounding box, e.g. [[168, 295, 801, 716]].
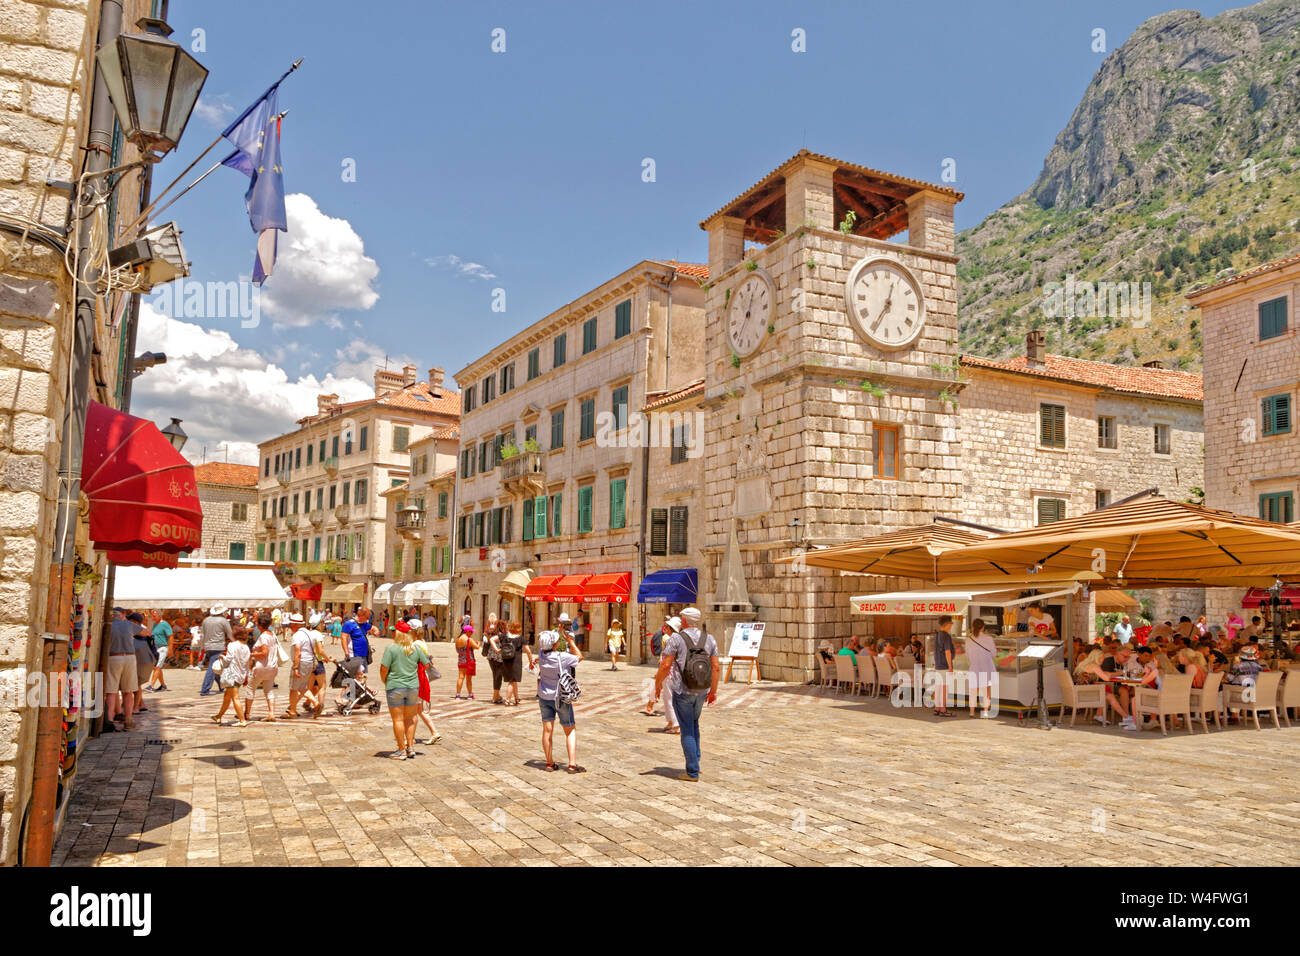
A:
[[29, 0, 125, 868], [640, 270, 674, 662]]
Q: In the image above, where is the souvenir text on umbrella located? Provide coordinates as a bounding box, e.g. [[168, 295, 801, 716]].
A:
[[81, 401, 202, 554]]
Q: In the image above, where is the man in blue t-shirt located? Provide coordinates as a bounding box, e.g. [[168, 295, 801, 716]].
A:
[[343, 608, 374, 669]]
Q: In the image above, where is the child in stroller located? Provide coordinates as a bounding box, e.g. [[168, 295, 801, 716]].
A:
[[331, 656, 381, 715]]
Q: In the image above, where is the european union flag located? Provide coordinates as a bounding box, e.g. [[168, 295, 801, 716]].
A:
[[222, 83, 287, 285]]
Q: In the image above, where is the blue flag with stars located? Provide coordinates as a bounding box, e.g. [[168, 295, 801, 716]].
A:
[[221, 83, 286, 285]]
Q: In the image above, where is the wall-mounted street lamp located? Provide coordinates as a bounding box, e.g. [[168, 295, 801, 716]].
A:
[[789, 517, 804, 547], [131, 351, 166, 378], [160, 417, 187, 453], [95, 18, 208, 162], [108, 220, 190, 292]]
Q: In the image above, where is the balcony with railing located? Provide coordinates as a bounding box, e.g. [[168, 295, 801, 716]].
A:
[[262, 515, 278, 531], [276, 468, 292, 486], [334, 504, 350, 524], [396, 505, 425, 538], [285, 514, 299, 531], [501, 451, 545, 495], [323, 456, 339, 476], [308, 508, 325, 527]]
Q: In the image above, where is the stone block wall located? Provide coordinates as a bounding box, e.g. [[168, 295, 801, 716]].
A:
[[1197, 266, 1300, 623], [0, 0, 151, 865], [197, 483, 257, 560]]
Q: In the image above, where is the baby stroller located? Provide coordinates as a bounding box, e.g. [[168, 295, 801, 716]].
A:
[[331, 657, 381, 715]]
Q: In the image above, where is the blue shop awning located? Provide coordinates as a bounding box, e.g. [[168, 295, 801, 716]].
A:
[[637, 568, 698, 604]]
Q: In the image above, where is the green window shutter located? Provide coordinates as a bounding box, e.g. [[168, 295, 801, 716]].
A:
[[522, 498, 534, 541], [578, 486, 593, 533], [534, 495, 548, 539], [1264, 395, 1291, 436], [669, 505, 688, 554], [1037, 498, 1064, 525], [443, 546, 450, 572], [615, 299, 631, 338], [256, 543, 265, 561], [1040, 404, 1065, 447], [551, 492, 562, 535], [1259, 297, 1288, 341], [610, 478, 626, 529], [650, 508, 668, 555], [229, 542, 245, 560]]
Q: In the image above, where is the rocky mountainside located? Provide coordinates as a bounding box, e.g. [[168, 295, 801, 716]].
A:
[[958, 0, 1300, 369]]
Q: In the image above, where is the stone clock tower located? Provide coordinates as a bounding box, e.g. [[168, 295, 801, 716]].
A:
[[697, 150, 964, 681]]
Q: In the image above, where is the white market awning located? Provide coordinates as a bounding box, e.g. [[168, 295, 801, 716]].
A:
[[401, 580, 449, 605], [374, 582, 405, 605], [114, 565, 289, 610], [850, 585, 1080, 616]]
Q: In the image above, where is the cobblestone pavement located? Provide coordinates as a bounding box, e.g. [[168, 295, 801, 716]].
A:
[[52, 641, 1300, 866]]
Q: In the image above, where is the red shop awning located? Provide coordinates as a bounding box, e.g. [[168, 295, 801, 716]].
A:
[[551, 574, 591, 602], [105, 548, 179, 569], [583, 572, 631, 603], [524, 574, 564, 602], [291, 582, 323, 601], [82, 401, 202, 553], [1242, 587, 1300, 608]]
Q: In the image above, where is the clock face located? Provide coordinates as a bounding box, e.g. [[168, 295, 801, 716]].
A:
[[727, 272, 773, 357], [845, 256, 926, 350]]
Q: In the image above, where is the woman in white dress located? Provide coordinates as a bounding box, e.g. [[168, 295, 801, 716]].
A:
[[965, 619, 998, 718]]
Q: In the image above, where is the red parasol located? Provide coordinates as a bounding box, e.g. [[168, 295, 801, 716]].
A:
[[291, 582, 322, 601], [82, 401, 202, 553]]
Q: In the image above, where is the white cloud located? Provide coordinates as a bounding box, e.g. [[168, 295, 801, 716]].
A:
[[332, 337, 417, 382], [259, 193, 380, 327], [130, 303, 375, 465], [192, 93, 234, 127], [425, 254, 496, 281]]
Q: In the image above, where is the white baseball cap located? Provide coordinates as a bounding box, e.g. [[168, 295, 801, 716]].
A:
[[557, 612, 571, 624]]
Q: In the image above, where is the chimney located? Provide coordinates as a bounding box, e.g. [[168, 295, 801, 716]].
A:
[[374, 366, 404, 399], [316, 393, 339, 415], [1143, 359, 1165, 370], [402, 363, 417, 386], [428, 366, 444, 393], [1025, 329, 1047, 366]]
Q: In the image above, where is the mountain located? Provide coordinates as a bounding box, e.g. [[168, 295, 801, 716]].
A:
[[957, 0, 1300, 369]]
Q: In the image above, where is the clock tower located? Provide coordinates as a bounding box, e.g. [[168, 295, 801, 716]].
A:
[[698, 150, 964, 681]]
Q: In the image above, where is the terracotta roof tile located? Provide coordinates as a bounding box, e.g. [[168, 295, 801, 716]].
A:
[[432, 425, 460, 440], [643, 379, 705, 411], [960, 354, 1203, 402], [654, 260, 709, 280], [327, 382, 461, 421], [1185, 249, 1300, 300], [193, 463, 258, 487]]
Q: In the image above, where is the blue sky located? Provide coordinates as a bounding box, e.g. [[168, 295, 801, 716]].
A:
[[133, 0, 1243, 462]]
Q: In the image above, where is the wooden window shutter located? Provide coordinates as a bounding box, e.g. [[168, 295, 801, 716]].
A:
[[650, 508, 668, 555], [669, 506, 688, 554]]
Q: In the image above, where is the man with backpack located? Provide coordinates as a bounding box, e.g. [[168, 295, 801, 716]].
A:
[[653, 606, 718, 782]]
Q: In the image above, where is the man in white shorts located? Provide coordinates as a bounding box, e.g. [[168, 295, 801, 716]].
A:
[[284, 613, 313, 719]]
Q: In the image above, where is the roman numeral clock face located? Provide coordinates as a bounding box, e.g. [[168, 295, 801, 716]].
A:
[[727, 272, 772, 358], [845, 256, 926, 350]]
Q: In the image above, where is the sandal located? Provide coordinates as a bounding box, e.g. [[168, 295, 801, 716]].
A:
[[544, 762, 558, 772], [566, 765, 586, 774]]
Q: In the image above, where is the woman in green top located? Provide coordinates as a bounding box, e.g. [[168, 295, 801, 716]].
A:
[[381, 621, 428, 760], [147, 609, 172, 691]]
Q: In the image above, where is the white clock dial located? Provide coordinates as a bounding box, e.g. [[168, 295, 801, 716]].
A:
[[845, 256, 926, 350], [727, 272, 773, 357]]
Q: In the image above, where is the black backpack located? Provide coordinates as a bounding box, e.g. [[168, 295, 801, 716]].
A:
[[498, 634, 517, 660], [679, 629, 712, 691]]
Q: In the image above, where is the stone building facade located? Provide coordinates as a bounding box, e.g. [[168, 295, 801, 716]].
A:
[[451, 260, 706, 657], [1187, 252, 1300, 622], [0, 0, 153, 864], [255, 365, 459, 605], [960, 339, 1205, 625], [193, 463, 258, 560], [697, 152, 965, 681]]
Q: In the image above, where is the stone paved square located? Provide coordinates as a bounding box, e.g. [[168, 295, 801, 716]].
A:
[[52, 640, 1300, 867]]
